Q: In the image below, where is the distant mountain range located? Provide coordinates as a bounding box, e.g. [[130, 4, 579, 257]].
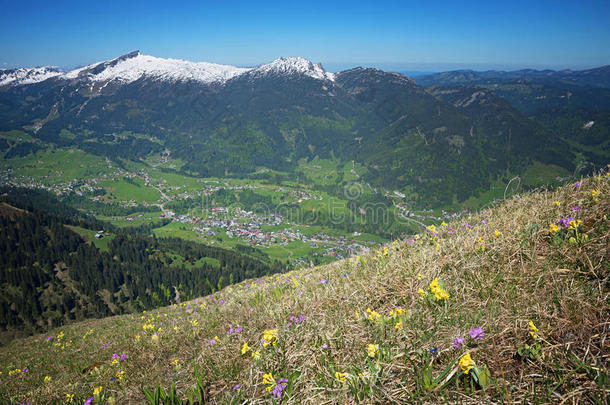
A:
[[1, 52, 608, 208], [415, 65, 610, 89]]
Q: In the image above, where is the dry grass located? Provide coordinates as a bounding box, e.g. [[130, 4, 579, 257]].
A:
[[1, 174, 609, 404]]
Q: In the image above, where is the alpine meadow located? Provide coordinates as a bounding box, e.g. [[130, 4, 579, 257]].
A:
[[0, 1, 609, 403]]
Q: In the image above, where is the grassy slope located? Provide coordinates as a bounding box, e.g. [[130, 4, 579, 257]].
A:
[[1, 175, 608, 404]]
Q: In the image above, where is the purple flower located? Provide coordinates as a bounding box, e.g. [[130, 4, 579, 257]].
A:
[[21, 367, 29, 373], [575, 182, 582, 189], [321, 344, 328, 350], [84, 397, 94, 405], [571, 206, 582, 212], [103, 341, 112, 349], [120, 353, 128, 361], [233, 384, 241, 391], [320, 278, 328, 284], [209, 338, 216, 346], [469, 328, 485, 340], [112, 353, 119, 360], [235, 327, 243, 333], [453, 337, 465, 349], [272, 378, 288, 399], [430, 347, 438, 355], [227, 328, 234, 335], [558, 217, 575, 227], [45, 336, 52, 342]]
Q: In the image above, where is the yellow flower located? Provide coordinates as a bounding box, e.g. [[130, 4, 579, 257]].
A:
[[111, 358, 118, 365], [395, 321, 403, 330], [93, 386, 103, 396], [241, 342, 250, 355], [553, 200, 561, 206], [459, 352, 474, 374], [591, 189, 600, 197], [434, 288, 450, 300], [548, 224, 559, 233], [441, 221, 447, 227], [427, 224, 437, 234], [367, 344, 379, 358], [529, 320, 539, 340], [335, 371, 347, 383], [116, 369, 126, 380], [263, 329, 278, 347], [262, 372, 275, 392], [366, 309, 382, 322], [44, 376, 51, 383], [429, 278, 450, 300], [151, 333, 159, 343], [251, 350, 261, 360], [65, 393, 75, 403], [494, 230, 501, 237]]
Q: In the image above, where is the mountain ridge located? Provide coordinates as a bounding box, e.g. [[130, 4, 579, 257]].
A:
[[0, 52, 338, 87]]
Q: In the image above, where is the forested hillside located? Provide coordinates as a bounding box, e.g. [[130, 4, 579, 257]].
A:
[[0, 188, 284, 344]]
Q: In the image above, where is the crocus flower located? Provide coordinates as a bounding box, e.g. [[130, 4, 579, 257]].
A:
[[469, 328, 485, 340], [272, 378, 288, 399]]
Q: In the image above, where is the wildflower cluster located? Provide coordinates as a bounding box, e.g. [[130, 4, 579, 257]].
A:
[[262, 329, 278, 347], [262, 372, 288, 399], [453, 328, 485, 349], [428, 278, 450, 301], [286, 314, 306, 327]]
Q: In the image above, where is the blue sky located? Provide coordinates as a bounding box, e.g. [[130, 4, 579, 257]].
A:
[[1, 0, 609, 72]]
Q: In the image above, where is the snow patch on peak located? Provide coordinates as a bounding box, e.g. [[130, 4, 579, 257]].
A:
[[251, 57, 335, 81], [64, 52, 250, 84], [0, 66, 62, 86]]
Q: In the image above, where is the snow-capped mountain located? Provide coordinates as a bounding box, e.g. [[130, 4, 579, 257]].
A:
[[0, 66, 62, 87], [0, 52, 335, 87], [63, 51, 250, 84], [246, 56, 334, 81]]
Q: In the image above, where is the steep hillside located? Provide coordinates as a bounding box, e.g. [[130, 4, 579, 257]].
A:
[[0, 188, 284, 344], [1, 173, 608, 403]]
